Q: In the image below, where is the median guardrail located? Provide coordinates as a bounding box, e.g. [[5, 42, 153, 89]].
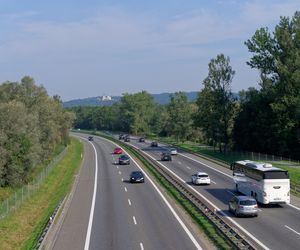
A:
[[93, 132, 260, 250]]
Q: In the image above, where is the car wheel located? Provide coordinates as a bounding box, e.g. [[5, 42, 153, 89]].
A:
[[234, 209, 239, 217]]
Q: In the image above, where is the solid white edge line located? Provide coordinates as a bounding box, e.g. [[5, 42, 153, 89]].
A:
[[100, 137, 203, 250], [129, 143, 270, 250], [288, 203, 300, 211], [285, 225, 300, 236], [78, 138, 98, 250], [178, 152, 300, 211]]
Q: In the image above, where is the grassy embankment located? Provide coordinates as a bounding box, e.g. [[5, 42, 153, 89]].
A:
[[0, 138, 83, 250]]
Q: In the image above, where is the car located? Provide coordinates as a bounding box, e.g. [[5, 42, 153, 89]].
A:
[[119, 134, 125, 140], [161, 152, 172, 161], [139, 137, 145, 142], [151, 141, 158, 147], [124, 136, 131, 142], [113, 147, 123, 154], [228, 196, 258, 217], [130, 171, 145, 183], [169, 148, 177, 155], [119, 154, 130, 165], [191, 172, 211, 185], [88, 136, 93, 141]]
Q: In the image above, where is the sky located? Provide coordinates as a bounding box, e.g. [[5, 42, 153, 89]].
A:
[[0, 0, 299, 101]]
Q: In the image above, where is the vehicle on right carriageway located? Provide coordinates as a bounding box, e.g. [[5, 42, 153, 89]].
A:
[[231, 160, 290, 205]]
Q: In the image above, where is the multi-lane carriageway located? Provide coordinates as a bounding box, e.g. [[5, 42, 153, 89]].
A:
[[51, 134, 300, 250], [51, 134, 208, 250]]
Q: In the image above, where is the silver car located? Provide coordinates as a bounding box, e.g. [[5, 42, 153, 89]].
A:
[[169, 148, 177, 155], [229, 196, 258, 217]]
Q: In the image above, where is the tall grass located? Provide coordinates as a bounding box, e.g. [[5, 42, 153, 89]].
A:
[[0, 138, 83, 250]]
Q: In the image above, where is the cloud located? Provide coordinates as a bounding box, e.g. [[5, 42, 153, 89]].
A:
[[1, 1, 299, 99]]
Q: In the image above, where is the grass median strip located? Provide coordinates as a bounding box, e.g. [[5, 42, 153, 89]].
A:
[[0, 138, 83, 250], [97, 133, 233, 249]]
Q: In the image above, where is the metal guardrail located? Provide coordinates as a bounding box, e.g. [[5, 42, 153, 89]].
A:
[[158, 140, 300, 195], [125, 144, 259, 250]]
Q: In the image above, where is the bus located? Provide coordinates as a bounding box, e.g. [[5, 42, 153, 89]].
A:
[[231, 160, 290, 204]]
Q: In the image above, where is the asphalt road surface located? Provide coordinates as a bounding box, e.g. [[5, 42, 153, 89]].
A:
[[125, 136, 300, 250], [51, 134, 209, 250]]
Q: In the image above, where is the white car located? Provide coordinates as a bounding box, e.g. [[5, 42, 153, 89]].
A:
[[191, 172, 211, 185], [169, 148, 177, 155]]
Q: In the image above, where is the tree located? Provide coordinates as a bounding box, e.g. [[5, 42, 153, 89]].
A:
[[0, 77, 74, 186], [239, 11, 300, 158], [166, 92, 193, 142], [195, 54, 236, 152], [118, 91, 156, 135]]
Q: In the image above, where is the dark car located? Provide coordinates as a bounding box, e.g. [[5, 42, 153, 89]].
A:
[[119, 134, 125, 140], [139, 137, 145, 142], [161, 152, 172, 161], [88, 136, 93, 141], [119, 154, 130, 165], [228, 196, 258, 217], [124, 136, 131, 142], [130, 171, 145, 183], [151, 141, 158, 147]]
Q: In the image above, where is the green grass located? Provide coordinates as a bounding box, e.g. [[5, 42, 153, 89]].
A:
[[0, 138, 83, 250], [0, 144, 66, 202], [97, 132, 233, 249]]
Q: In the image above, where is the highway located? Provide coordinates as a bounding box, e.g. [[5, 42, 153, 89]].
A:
[[124, 136, 300, 250], [51, 134, 209, 250]]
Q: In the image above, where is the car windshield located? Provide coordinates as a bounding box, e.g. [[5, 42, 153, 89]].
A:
[[240, 200, 257, 205], [197, 174, 208, 178], [132, 172, 143, 177], [121, 155, 128, 159]]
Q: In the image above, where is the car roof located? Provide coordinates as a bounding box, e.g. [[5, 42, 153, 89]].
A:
[[196, 172, 208, 175], [234, 195, 256, 201], [131, 171, 143, 174]]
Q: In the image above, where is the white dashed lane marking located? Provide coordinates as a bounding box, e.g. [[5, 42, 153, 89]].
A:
[[133, 216, 137, 225]]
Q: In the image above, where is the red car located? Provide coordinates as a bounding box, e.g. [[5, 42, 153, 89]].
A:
[[114, 147, 123, 154]]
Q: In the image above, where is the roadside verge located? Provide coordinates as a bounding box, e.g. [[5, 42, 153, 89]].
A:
[[0, 138, 83, 250]]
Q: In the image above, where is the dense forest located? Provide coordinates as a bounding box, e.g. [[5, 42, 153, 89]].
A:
[[71, 12, 300, 160], [0, 76, 74, 187]]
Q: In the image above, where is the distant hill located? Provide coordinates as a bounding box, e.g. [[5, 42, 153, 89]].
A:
[[63, 91, 200, 107]]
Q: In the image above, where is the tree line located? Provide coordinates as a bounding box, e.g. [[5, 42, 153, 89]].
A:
[[0, 76, 74, 187], [71, 12, 300, 160]]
